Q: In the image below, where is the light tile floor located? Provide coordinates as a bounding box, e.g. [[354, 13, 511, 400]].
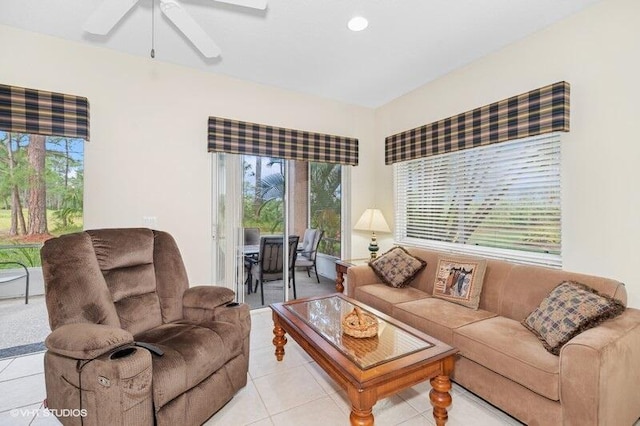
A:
[[7, 308, 628, 426], [206, 309, 524, 426]]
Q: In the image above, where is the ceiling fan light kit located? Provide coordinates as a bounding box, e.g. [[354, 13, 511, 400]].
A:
[[83, 0, 267, 58]]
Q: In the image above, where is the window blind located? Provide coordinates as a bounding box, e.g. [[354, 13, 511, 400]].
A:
[[394, 133, 561, 267]]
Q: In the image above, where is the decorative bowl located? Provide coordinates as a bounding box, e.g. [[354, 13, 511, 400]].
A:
[[342, 307, 378, 338]]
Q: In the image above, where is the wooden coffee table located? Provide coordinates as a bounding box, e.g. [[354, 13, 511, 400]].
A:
[[271, 294, 458, 426]]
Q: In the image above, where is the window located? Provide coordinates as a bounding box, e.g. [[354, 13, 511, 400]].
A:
[[238, 156, 342, 256], [1, 131, 84, 264], [0, 84, 88, 264], [394, 133, 561, 267], [309, 162, 342, 257], [242, 155, 286, 234]]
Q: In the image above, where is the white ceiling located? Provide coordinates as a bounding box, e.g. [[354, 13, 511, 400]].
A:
[[0, 0, 601, 108]]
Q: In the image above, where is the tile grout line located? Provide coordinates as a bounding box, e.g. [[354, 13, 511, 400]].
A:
[[0, 400, 43, 414], [250, 359, 330, 420], [0, 358, 14, 375], [246, 375, 271, 426], [250, 313, 346, 422], [27, 402, 45, 426], [0, 371, 44, 384], [247, 314, 275, 426]]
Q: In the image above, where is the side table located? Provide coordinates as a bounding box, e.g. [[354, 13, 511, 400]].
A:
[[334, 258, 369, 293]]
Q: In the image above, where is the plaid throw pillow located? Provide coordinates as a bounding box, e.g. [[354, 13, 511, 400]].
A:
[[522, 281, 625, 355], [432, 256, 487, 310], [369, 247, 426, 288]]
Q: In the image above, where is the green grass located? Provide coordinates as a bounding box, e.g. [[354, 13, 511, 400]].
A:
[[0, 245, 41, 267], [0, 209, 11, 231], [0, 208, 83, 268]]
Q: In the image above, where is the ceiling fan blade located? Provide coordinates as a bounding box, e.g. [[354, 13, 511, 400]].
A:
[[160, 0, 222, 58], [83, 0, 141, 35], [214, 0, 267, 10]]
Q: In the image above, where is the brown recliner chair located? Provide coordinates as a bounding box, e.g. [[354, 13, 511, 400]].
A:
[[41, 228, 251, 426]]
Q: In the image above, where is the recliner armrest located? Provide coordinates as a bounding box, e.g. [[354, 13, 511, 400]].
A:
[[45, 323, 134, 360], [183, 285, 235, 311], [183, 286, 245, 326]]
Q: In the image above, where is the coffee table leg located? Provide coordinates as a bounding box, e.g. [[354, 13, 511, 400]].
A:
[[335, 269, 345, 293], [348, 388, 375, 426], [272, 316, 287, 361], [429, 374, 452, 426], [349, 408, 373, 426]]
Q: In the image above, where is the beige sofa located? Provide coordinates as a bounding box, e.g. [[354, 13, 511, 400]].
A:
[[347, 246, 640, 426]]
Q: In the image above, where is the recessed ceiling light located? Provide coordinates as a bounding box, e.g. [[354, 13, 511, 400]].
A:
[[348, 16, 369, 32]]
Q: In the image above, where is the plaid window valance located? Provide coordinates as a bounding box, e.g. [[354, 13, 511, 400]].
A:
[[208, 116, 358, 166], [0, 84, 90, 140], [385, 81, 569, 165]]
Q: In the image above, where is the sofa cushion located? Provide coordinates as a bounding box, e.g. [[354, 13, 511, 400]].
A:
[[135, 322, 240, 408], [354, 284, 430, 315], [498, 265, 626, 322], [454, 316, 560, 401], [393, 298, 496, 345], [522, 281, 626, 355], [369, 246, 427, 288], [432, 255, 487, 309]]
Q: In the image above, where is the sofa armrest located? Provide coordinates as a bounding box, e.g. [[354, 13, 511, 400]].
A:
[[559, 308, 640, 426], [45, 323, 134, 360], [346, 264, 381, 298]]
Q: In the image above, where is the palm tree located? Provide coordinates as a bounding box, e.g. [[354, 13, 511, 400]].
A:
[[309, 163, 341, 256], [257, 172, 285, 232], [253, 161, 343, 255]]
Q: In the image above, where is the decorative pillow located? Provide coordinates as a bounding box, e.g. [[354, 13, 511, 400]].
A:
[[432, 256, 487, 310], [522, 281, 625, 355], [369, 247, 426, 288]]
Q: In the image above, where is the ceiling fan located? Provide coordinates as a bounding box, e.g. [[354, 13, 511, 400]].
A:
[[83, 0, 267, 58]]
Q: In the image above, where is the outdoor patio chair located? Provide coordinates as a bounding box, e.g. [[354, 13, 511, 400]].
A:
[[296, 228, 316, 253], [0, 261, 29, 304], [295, 229, 324, 283], [40, 228, 251, 426], [243, 227, 261, 294], [249, 235, 299, 305], [243, 227, 261, 246]]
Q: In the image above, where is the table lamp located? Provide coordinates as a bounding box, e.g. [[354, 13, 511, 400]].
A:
[[354, 208, 391, 259]]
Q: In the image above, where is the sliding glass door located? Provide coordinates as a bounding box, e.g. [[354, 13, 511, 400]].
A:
[[213, 153, 292, 308], [212, 153, 243, 299], [241, 154, 292, 308], [207, 116, 357, 308], [212, 153, 348, 309]]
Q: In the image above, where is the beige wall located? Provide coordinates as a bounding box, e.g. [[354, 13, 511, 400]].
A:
[[375, 0, 640, 308], [0, 24, 376, 285]]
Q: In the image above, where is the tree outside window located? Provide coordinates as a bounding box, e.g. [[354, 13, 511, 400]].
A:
[[309, 162, 341, 257], [240, 156, 342, 258], [0, 131, 84, 266]]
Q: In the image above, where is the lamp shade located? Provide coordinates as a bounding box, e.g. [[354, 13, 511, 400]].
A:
[[354, 209, 391, 233]]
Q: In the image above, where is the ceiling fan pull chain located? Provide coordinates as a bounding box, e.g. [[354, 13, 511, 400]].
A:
[[150, 0, 156, 58]]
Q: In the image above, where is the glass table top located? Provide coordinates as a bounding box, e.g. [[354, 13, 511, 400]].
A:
[[285, 295, 434, 370]]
